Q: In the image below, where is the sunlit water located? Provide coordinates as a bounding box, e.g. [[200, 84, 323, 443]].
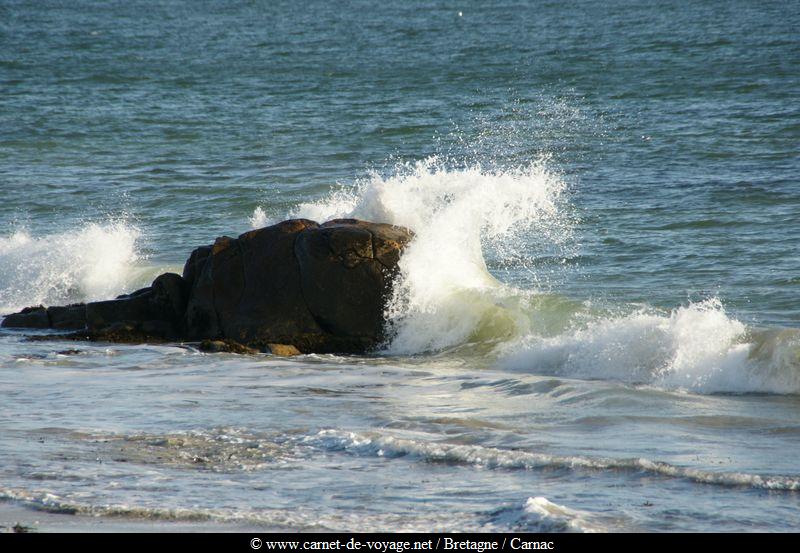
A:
[[2, 0, 800, 532]]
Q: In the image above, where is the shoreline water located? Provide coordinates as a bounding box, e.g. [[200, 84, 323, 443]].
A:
[[0, 500, 277, 533]]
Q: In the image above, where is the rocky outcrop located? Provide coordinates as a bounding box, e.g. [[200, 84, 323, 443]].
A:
[[1, 219, 413, 354], [85, 272, 190, 341], [1, 304, 86, 331]]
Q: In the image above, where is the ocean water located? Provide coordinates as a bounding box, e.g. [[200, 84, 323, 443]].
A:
[[2, 0, 800, 532]]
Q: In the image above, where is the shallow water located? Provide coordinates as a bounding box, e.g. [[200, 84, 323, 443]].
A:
[[2, 0, 800, 532]]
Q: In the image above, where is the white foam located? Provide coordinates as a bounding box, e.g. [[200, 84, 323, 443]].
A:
[[248, 157, 800, 394], [305, 429, 800, 491], [522, 497, 606, 533], [0, 486, 483, 532], [0, 221, 151, 314], [499, 299, 800, 394], [489, 496, 614, 532]]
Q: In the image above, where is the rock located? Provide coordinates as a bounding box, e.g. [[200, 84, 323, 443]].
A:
[[267, 343, 301, 356], [1, 305, 49, 329], [1, 304, 86, 331], [86, 273, 189, 340], [1, 218, 412, 354], [184, 218, 412, 353], [47, 304, 87, 330], [199, 339, 259, 355], [182, 245, 213, 290], [295, 219, 409, 343], [184, 220, 322, 344]]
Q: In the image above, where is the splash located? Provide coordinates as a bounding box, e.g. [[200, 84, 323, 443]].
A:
[[287, 156, 573, 353], [248, 206, 270, 229], [0, 221, 152, 314]]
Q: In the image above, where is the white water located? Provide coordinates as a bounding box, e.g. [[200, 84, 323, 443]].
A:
[[0, 161, 796, 397], [521, 497, 607, 533], [499, 300, 800, 394], [0, 221, 153, 314]]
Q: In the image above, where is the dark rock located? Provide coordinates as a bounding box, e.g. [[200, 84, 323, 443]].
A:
[[1, 305, 50, 329], [115, 287, 151, 300], [2, 304, 86, 331], [185, 219, 323, 347], [182, 245, 213, 290], [2, 219, 412, 354], [184, 219, 412, 353], [47, 304, 86, 330], [295, 219, 406, 345], [152, 272, 191, 322], [86, 272, 189, 339]]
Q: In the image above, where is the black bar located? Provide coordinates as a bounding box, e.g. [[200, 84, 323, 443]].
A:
[[2, 531, 795, 549]]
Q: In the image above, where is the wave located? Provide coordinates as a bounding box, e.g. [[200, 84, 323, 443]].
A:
[[521, 497, 606, 533], [251, 156, 800, 394], [0, 221, 159, 315], [0, 485, 616, 532], [493, 497, 609, 533], [499, 299, 800, 394], [305, 429, 800, 491], [0, 486, 485, 532]]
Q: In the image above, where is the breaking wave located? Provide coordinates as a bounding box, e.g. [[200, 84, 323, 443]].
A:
[[0, 486, 481, 532], [499, 299, 800, 394], [305, 429, 800, 491], [250, 156, 800, 395]]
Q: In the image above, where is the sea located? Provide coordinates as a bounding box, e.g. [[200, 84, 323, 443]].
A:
[[1, 0, 800, 532]]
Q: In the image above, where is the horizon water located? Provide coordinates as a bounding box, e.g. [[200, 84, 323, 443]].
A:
[[2, 0, 800, 532]]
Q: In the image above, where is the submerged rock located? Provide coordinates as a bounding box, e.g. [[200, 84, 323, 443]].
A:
[[198, 339, 260, 355], [1, 219, 413, 354], [267, 343, 302, 357]]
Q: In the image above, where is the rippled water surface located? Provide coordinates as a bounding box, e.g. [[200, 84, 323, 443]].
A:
[[1, 0, 800, 532]]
